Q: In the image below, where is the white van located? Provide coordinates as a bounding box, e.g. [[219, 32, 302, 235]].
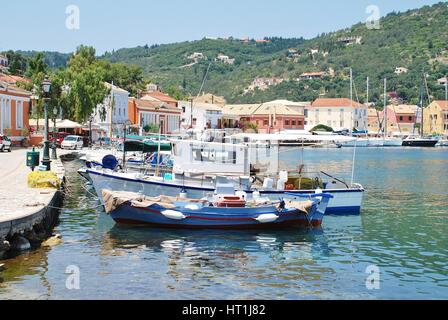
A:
[[61, 135, 84, 150]]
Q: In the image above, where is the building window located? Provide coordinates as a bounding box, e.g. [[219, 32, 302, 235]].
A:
[[263, 120, 268, 126], [399, 116, 403, 121], [298, 121, 303, 126], [1, 99, 11, 129], [285, 120, 290, 126], [16, 100, 23, 129], [408, 116, 413, 121], [292, 120, 296, 126]]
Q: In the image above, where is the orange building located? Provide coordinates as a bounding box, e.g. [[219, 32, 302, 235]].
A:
[[128, 98, 181, 134], [0, 81, 31, 144]]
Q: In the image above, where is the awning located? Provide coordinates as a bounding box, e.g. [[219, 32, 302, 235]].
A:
[[29, 119, 83, 129], [122, 140, 172, 153]]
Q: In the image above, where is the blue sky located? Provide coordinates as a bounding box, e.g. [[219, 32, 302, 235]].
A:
[[0, 0, 443, 54]]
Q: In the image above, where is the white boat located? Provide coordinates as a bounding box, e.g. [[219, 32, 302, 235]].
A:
[[86, 139, 365, 216], [383, 137, 403, 147]]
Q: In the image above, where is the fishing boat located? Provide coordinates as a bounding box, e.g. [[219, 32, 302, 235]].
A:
[[102, 187, 333, 229], [87, 139, 365, 215]]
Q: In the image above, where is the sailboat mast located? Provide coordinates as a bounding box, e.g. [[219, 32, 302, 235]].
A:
[[366, 77, 369, 106], [420, 74, 425, 137], [350, 68, 353, 135], [384, 78, 387, 138], [445, 75, 448, 102]]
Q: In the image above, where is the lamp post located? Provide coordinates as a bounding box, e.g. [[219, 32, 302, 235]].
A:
[[41, 77, 52, 171], [51, 106, 58, 160], [89, 116, 93, 148]]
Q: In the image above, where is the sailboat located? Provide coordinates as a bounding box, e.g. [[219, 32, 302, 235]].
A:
[[403, 73, 439, 147]]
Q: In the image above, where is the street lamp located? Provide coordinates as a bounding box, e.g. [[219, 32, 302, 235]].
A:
[[51, 106, 58, 160], [89, 115, 93, 148], [41, 77, 52, 171]]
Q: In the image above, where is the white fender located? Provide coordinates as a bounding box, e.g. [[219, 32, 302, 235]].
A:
[[184, 204, 200, 210], [255, 214, 279, 224], [161, 210, 187, 220]]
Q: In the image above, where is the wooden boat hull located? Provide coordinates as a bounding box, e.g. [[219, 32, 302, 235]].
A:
[[109, 203, 323, 229], [87, 169, 364, 216]]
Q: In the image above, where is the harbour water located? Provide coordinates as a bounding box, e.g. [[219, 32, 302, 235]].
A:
[[0, 148, 447, 300]]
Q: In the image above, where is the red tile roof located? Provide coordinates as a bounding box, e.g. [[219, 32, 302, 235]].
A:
[[312, 98, 362, 108], [134, 99, 180, 113], [142, 91, 178, 104], [434, 100, 448, 111], [0, 73, 30, 84]]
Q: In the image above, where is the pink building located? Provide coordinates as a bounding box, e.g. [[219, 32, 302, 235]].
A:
[[385, 105, 418, 134]]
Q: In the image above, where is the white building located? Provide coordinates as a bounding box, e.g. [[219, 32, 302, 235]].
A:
[[395, 67, 408, 75], [306, 98, 368, 131], [0, 55, 8, 71], [179, 101, 223, 129], [91, 82, 129, 138], [216, 54, 235, 65]]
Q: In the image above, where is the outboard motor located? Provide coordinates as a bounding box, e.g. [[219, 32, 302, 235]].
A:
[[102, 155, 119, 171]]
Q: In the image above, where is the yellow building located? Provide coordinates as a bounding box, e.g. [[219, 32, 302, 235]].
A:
[[367, 108, 381, 134], [423, 101, 448, 136]]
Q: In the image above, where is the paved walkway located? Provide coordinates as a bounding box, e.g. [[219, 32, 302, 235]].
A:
[[0, 148, 65, 229]]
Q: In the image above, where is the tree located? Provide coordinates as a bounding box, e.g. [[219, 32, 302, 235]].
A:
[[64, 46, 110, 123], [311, 124, 333, 132], [5, 51, 27, 75], [26, 53, 47, 78], [143, 123, 159, 133]]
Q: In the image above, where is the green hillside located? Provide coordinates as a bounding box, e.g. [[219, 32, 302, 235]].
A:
[[4, 2, 448, 106], [100, 2, 448, 105]]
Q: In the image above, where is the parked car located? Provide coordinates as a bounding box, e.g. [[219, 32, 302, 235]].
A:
[[61, 135, 84, 150], [0, 134, 12, 152], [49, 132, 70, 148]]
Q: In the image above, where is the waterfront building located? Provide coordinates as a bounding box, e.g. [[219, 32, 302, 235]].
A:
[[423, 100, 448, 136], [0, 81, 31, 144], [222, 102, 305, 133], [178, 101, 223, 129], [91, 82, 130, 138], [0, 73, 30, 85], [385, 104, 418, 134], [193, 93, 226, 106], [128, 98, 181, 135], [367, 108, 381, 134], [140, 91, 178, 108], [307, 98, 368, 132]]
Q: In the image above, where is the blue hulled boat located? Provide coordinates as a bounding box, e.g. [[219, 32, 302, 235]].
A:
[[102, 190, 333, 230]]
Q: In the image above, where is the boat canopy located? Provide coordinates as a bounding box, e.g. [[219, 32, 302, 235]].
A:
[[123, 140, 172, 153]]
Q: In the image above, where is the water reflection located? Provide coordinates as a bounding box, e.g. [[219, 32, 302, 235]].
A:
[[1, 148, 447, 299]]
